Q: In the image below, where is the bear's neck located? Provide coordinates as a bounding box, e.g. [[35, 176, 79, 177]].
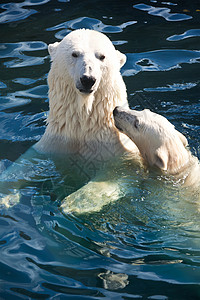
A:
[[46, 73, 127, 145]]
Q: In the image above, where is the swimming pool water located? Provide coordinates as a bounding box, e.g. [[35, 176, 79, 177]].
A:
[[0, 1, 200, 299]]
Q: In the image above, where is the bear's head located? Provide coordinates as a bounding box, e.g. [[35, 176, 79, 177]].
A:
[[48, 29, 126, 102], [113, 106, 189, 172]]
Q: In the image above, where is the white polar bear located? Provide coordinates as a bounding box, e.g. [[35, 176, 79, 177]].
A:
[[2, 29, 197, 213], [113, 106, 200, 187], [35, 29, 137, 162], [62, 106, 200, 214], [0, 29, 138, 208]]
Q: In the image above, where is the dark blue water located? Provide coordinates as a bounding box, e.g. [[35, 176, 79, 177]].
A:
[[0, 1, 200, 299]]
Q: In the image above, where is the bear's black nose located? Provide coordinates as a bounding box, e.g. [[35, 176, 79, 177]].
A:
[[80, 75, 96, 91], [113, 106, 119, 116]]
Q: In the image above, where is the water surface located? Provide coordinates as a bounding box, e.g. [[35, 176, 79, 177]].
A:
[[0, 1, 200, 299]]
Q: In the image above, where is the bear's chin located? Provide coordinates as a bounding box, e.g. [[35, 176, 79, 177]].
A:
[[78, 89, 93, 94], [76, 92, 95, 115]]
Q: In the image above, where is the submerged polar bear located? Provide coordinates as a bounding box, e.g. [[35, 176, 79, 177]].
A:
[[63, 107, 200, 214]]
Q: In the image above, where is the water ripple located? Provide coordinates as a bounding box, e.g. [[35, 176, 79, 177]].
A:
[[0, 110, 46, 142], [0, 84, 48, 110], [123, 49, 200, 76], [144, 82, 198, 92], [0, 0, 50, 23], [167, 29, 200, 41], [134, 3, 192, 21], [47, 17, 137, 40], [0, 42, 48, 68]]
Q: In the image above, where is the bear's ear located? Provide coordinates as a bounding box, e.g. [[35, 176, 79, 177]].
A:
[[175, 130, 188, 147], [154, 148, 168, 171], [48, 42, 60, 60], [116, 50, 126, 68]]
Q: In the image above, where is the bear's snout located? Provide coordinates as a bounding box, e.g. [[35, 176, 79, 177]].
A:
[[80, 75, 96, 93], [113, 107, 124, 132], [113, 106, 119, 117]]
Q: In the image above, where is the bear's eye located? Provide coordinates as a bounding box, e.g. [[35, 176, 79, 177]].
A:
[[99, 54, 105, 61], [134, 117, 140, 129], [72, 51, 79, 58]]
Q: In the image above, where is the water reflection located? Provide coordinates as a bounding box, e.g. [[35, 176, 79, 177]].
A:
[[167, 28, 200, 41], [0, 42, 47, 68], [0, 0, 50, 24], [47, 16, 137, 40], [134, 3, 192, 21], [123, 49, 200, 76]]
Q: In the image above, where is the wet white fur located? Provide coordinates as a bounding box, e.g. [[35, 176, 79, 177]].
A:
[[35, 29, 137, 157], [0, 30, 138, 211], [114, 107, 200, 187]]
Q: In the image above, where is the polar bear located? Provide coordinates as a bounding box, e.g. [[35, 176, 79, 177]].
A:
[[61, 106, 200, 214], [0, 29, 138, 208], [2, 29, 197, 212], [35, 29, 137, 162], [113, 106, 200, 187]]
